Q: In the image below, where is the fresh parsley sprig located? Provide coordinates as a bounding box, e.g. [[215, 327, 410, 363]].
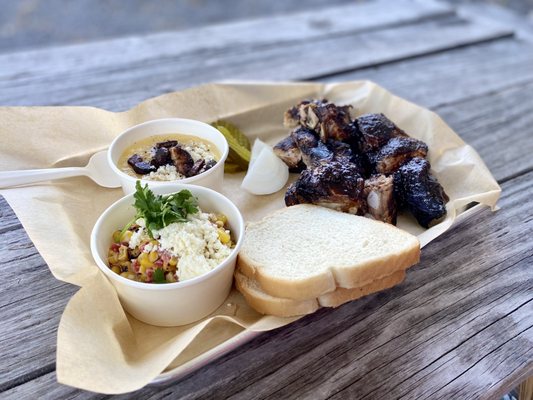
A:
[[123, 181, 199, 238]]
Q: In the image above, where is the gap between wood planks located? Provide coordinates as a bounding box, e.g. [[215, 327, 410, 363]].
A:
[[0, 10, 512, 109]]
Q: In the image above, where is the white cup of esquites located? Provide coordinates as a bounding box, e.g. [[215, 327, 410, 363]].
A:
[[91, 183, 244, 326], [108, 118, 229, 194]]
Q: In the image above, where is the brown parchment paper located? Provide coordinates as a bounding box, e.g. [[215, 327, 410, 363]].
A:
[[0, 81, 501, 394]]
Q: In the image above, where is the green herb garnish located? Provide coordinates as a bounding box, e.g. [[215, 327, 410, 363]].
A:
[[123, 181, 199, 238], [153, 268, 166, 284]]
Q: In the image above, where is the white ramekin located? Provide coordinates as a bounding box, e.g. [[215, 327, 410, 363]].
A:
[[108, 118, 229, 194], [90, 184, 244, 326]]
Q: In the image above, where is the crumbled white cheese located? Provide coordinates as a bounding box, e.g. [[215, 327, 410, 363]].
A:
[[129, 227, 149, 249], [144, 164, 184, 181], [152, 211, 231, 281], [142, 243, 158, 253], [182, 142, 216, 163]]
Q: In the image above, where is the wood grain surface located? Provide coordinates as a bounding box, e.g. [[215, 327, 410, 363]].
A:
[[0, 0, 531, 398]]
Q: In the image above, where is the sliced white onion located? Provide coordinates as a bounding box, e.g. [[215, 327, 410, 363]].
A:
[[241, 140, 289, 195], [249, 138, 269, 167]]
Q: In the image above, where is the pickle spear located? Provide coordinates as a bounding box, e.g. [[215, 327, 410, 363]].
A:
[[212, 121, 251, 172]]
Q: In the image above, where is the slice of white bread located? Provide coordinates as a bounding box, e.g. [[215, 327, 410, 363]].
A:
[[235, 270, 406, 317], [238, 204, 420, 300]]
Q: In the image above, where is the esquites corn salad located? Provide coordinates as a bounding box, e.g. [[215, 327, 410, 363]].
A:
[[107, 182, 234, 283]]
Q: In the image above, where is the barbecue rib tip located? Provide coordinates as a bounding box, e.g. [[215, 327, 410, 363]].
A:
[[284, 161, 366, 215], [356, 113, 408, 152], [273, 135, 305, 172], [364, 174, 397, 224], [369, 136, 428, 174], [291, 126, 334, 168], [284, 99, 353, 142], [394, 157, 449, 228]]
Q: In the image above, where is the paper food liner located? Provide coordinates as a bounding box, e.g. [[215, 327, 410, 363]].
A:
[[0, 81, 501, 393]]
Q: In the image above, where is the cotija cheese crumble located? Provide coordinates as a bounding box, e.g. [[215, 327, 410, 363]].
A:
[[107, 208, 233, 283]]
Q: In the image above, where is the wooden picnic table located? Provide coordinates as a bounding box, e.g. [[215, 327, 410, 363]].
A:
[[1, 0, 532, 398]]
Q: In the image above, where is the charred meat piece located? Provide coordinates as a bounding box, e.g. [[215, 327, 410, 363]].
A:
[[364, 175, 397, 225], [169, 146, 194, 177], [291, 127, 333, 168], [394, 157, 449, 228], [273, 135, 304, 171], [368, 136, 428, 174], [326, 139, 353, 163], [356, 113, 408, 152], [313, 103, 353, 142], [326, 138, 369, 177], [204, 159, 217, 171], [285, 161, 366, 215], [156, 140, 178, 149], [151, 147, 171, 168], [284, 99, 353, 142], [127, 154, 156, 175], [284, 99, 328, 128], [188, 159, 205, 176]]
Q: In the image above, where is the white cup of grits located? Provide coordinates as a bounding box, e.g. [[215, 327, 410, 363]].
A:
[[108, 118, 229, 194]]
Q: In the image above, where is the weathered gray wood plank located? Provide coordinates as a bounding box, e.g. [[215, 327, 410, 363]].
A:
[[329, 38, 533, 110], [458, 2, 533, 42], [0, 0, 452, 76], [0, 196, 21, 232], [0, 199, 77, 392], [434, 80, 533, 183], [1, 372, 104, 400], [0, 13, 511, 110], [2, 171, 531, 399]]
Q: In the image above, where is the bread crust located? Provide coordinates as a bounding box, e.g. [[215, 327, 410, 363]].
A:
[[235, 270, 406, 317], [235, 272, 320, 317], [237, 204, 420, 300], [318, 270, 405, 307]]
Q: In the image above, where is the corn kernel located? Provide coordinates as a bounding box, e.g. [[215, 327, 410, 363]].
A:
[[111, 266, 121, 274], [127, 262, 135, 273], [108, 254, 118, 265], [217, 214, 228, 224], [112, 230, 122, 243], [139, 264, 147, 275], [169, 257, 177, 267], [120, 272, 129, 278], [120, 230, 133, 243], [218, 228, 231, 244], [118, 245, 129, 261], [140, 257, 154, 269], [148, 251, 158, 262]]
